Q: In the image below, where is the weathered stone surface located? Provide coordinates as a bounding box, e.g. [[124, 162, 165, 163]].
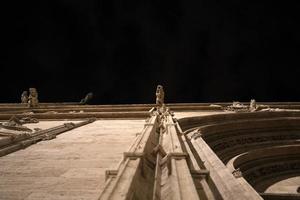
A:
[[0, 101, 299, 200], [0, 120, 144, 200]]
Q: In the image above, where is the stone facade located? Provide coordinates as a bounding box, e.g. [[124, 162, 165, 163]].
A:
[[0, 97, 300, 199]]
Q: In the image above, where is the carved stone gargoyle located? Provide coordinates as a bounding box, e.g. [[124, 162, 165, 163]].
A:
[[232, 168, 243, 178], [156, 85, 164, 107], [80, 92, 93, 105], [155, 85, 167, 115], [249, 99, 257, 112], [28, 88, 39, 107], [21, 91, 28, 103]]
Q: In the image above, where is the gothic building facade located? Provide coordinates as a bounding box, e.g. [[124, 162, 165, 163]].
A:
[[0, 88, 299, 200]]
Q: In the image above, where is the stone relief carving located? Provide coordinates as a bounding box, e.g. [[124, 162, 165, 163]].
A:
[[28, 88, 39, 107]]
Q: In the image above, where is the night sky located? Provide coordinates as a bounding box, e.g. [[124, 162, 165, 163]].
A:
[[1, 1, 299, 104]]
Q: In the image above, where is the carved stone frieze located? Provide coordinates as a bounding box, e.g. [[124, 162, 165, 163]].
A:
[[245, 161, 300, 183], [212, 134, 300, 152]]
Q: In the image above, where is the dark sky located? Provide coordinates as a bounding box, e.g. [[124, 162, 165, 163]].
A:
[[1, 1, 299, 104]]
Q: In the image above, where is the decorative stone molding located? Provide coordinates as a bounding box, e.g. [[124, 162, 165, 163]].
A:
[[144, 123, 155, 127], [99, 86, 199, 200], [152, 144, 167, 157], [190, 169, 210, 180], [160, 152, 189, 175], [191, 130, 202, 140], [0, 116, 33, 132], [0, 119, 95, 157], [212, 134, 300, 152], [123, 152, 144, 160], [245, 161, 300, 184], [105, 170, 118, 181]]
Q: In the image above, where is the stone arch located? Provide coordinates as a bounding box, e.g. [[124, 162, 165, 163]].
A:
[[179, 111, 300, 197]]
